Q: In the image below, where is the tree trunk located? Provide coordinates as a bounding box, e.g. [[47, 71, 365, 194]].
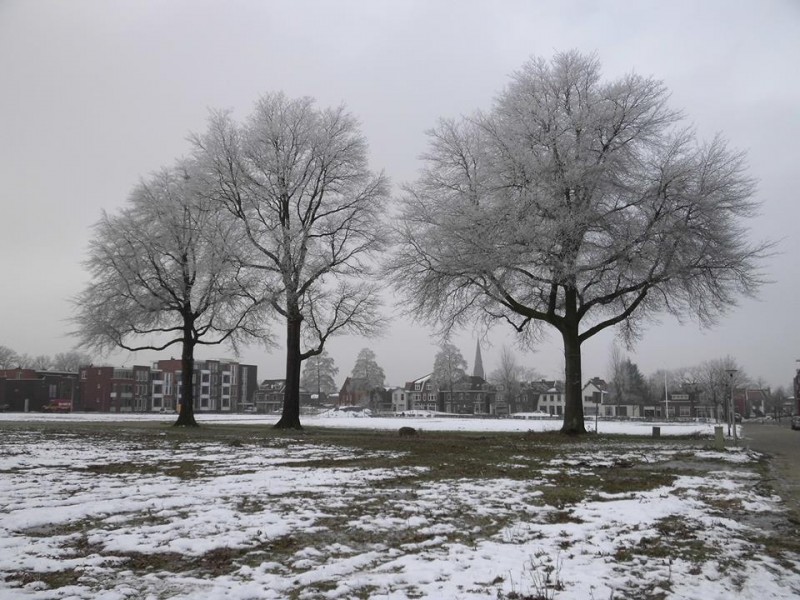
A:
[[275, 315, 303, 429], [560, 289, 586, 434], [174, 336, 198, 427]]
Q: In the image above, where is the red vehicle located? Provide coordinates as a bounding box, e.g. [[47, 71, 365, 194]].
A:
[[43, 399, 72, 413]]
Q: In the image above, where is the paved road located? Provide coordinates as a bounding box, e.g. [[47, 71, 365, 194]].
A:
[[743, 421, 800, 516]]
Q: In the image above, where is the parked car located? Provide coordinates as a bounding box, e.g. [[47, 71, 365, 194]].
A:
[[42, 399, 72, 413], [791, 416, 800, 430]]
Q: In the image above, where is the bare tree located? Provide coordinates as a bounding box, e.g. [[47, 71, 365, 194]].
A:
[[432, 342, 467, 411], [52, 351, 93, 372], [607, 344, 626, 403], [73, 164, 267, 426], [300, 349, 339, 396], [16, 354, 52, 370], [488, 346, 531, 412], [192, 93, 389, 429], [0, 346, 20, 369], [389, 51, 770, 434], [689, 357, 747, 423], [767, 386, 790, 419]]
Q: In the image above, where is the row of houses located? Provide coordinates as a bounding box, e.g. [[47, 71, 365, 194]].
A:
[[0, 357, 772, 420], [0, 359, 258, 413], [335, 373, 769, 420]]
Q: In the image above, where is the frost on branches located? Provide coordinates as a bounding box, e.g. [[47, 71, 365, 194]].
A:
[[390, 51, 769, 434], [192, 94, 389, 429]]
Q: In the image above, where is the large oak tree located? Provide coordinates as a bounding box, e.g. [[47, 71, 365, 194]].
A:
[[390, 51, 769, 434]]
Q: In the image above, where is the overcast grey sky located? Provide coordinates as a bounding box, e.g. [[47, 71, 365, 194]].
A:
[[1, 0, 798, 390]]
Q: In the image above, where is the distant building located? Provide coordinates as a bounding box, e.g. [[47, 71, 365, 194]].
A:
[[78, 358, 257, 413], [733, 388, 769, 419], [79, 366, 140, 412], [338, 376, 370, 407], [253, 379, 311, 414], [514, 381, 552, 414], [255, 379, 286, 413], [472, 342, 485, 380], [391, 387, 409, 412], [0, 368, 80, 412], [582, 378, 608, 417], [536, 381, 565, 416], [405, 374, 438, 412], [795, 365, 800, 415], [439, 375, 496, 415], [150, 359, 258, 412]]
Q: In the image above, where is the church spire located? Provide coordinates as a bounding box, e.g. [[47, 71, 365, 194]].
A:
[[472, 341, 485, 380]]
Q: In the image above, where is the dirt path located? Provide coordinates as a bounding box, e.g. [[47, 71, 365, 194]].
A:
[[743, 422, 800, 516]]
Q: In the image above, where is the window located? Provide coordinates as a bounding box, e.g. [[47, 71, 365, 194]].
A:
[[49, 384, 57, 398]]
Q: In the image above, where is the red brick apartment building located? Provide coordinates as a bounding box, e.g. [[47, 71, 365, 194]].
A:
[[79, 360, 257, 413]]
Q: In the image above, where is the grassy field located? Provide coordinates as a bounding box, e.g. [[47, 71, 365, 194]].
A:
[[1, 421, 799, 599]]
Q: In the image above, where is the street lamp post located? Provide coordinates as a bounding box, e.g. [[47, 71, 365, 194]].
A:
[[726, 369, 738, 445], [595, 392, 600, 434], [594, 390, 607, 434]]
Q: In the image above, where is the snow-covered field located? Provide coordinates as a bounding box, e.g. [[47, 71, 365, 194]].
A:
[[0, 410, 733, 437], [0, 416, 795, 599]]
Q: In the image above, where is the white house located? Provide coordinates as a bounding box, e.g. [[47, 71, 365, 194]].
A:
[[391, 387, 409, 412], [582, 378, 609, 417], [537, 385, 565, 416], [404, 374, 438, 412]]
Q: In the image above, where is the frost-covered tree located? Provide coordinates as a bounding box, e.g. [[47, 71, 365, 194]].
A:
[[390, 51, 769, 434], [192, 93, 389, 429], [432, 342, 467, 410], [300, 349, 339, 396], [17, 354, 51, 370], [0, 346, 20, 369], [73, 164, 267, 427], [488, 346, 537, 411], [350, 347, 385, 390]]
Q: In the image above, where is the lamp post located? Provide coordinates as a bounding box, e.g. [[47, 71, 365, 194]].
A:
[[688, 381, 698, 421], [594, 390, 607, 434], [726, 369, 738, 445]]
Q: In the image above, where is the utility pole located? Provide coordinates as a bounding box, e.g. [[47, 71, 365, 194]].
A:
[[726, 369, 738, 445]]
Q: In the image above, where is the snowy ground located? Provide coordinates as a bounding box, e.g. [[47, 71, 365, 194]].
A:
[[0, 417, 796, 599], [0, 411, 735, 438]]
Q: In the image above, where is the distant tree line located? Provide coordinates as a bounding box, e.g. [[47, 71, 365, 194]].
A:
[[0, 346, 92, 372]]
